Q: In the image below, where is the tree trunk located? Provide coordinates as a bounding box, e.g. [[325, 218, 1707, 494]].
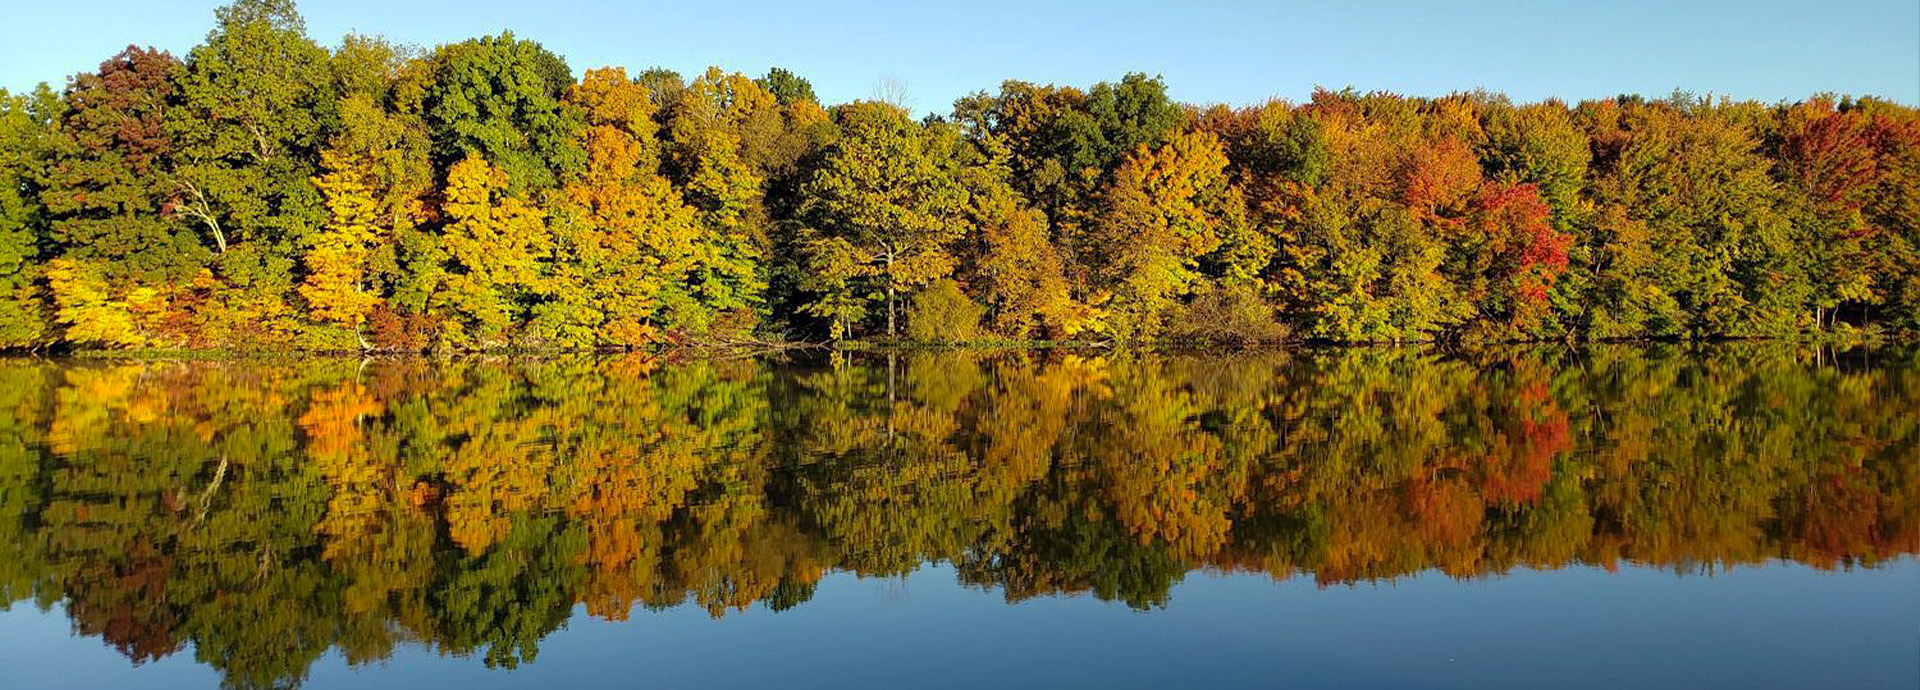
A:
[[884, 251, 897, 338], [886, 352, 897, 445]]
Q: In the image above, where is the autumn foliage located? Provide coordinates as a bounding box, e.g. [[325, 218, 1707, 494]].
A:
[[0, 2, 1917, 350], [0, 345, 1912, 685]]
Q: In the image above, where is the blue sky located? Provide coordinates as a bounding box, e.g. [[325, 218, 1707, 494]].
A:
[[3, 0, 1915, 114]]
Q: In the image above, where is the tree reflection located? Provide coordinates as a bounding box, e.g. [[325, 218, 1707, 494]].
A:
[[0, 345, 1914, 687]]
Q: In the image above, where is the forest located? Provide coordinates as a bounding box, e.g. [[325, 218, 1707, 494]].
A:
[[0, 0, 1916, 350], [1, 346, 1914, 687]]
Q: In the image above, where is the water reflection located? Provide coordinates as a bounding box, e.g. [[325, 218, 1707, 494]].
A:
[[0, 345, 1914, 687]]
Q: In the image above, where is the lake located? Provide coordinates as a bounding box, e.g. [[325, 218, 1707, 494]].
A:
[[0, 345, 1914, 689]]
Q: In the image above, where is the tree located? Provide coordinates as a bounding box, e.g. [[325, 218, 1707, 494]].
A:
[[41, 47, 201, 282], [1859, 106, 1920, 327], [1458, 183, 1572, 335], [1579, 96, 1797, 336], [1773, 98, 1881, 330], [905, 278, 983, 342], [420, 32, 583, 193], [537, 67, 702, 347], [432, 156, 550, 348], [953, 74, 1186, 282], [756, 68, 817, 107], [0, 86, 59, 346], [303, 149, 382, 343], [167, 0, 335, 257], [45, 258, 152, 346], [800, 102, 970, 338], [1480, 100, 1591, 231], [955, 161, 1079, 338], [330, 33, 416, 102], [1080, 74, 1188, 176], [302, 46, 435, 348], [661, 67, 780, 332], [795, 235, 868, 340], [1085, 130, 1248, 338]]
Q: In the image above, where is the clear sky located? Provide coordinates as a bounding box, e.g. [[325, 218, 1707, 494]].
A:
[[3, 0, 1916, 114]]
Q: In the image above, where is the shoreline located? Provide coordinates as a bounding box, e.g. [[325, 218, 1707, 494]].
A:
[[3, 333, 1907, 361]]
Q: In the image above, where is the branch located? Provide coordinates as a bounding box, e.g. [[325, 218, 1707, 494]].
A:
[[171, 177, 227, 253]]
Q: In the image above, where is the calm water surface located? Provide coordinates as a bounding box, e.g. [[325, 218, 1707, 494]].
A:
[[0, 345, 1914, 689]]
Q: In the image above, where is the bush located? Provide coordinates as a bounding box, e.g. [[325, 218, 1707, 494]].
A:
[[367, 303, 439, 351], [907, 279, 985, 343], [1166, 284, 1291, 345]]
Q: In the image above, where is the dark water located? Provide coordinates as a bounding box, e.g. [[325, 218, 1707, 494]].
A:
[[0, 345, 1914, 689]]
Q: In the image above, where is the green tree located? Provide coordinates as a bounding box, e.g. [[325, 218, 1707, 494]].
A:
[[800, 102, 970, 338], [756, 67, 817, 107], [167, 0, 335, 257], [661, 67, 781, 333], [420, 32, 584, 193], [0, 86, 59, 346], [1579, 96, 1797, 336], [953, 73, 1186, 281]]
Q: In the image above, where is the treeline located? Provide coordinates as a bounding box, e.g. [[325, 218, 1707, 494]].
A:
[[2, 347, 1914, 686], [0, 1, 1916, 350]]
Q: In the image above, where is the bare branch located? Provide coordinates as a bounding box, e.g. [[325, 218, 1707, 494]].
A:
[[171, 177, 227, 253]]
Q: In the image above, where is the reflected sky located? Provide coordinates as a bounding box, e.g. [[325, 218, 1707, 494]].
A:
[[5, 562, 1914, 690]]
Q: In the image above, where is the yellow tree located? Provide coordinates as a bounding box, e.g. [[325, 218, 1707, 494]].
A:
[[539, 67, 702, 347], [300, 89, 432, 349], [433, 156, 550, 349], [662, 67, 777, 332], [957, 160, 1082, 338], [45, 258, 158, 347], [301, 149, 382, 347], [1087, 130, 1248, 338]]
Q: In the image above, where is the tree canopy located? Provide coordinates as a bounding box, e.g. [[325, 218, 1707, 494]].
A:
[[0, 1, 1915, 351]]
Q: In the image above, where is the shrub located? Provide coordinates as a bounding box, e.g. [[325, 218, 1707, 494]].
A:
[[1166, 284, 1291, 345], [907, 279, 985, 343]]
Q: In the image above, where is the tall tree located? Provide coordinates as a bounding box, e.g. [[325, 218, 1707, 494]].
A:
[[953, 73, 1185, 286], [536, 67, 702, 347], [1084, 131, 1249, 338], [167, 0, 335, 259], [1579, 96, 1796, 336], [420, 32, 584, 193], [302, 37, 435, 349], [431, 156, 550, 348], [41, 47, 199, 281], [1858, 104, 1920, 328], [954, 159, 1079, 338], [302, 142, 384, 346], [1772, 98, 1881, 330], [799, 102, 969, 337], [661, 67, 780, 330], [0, 86, 59, 346]]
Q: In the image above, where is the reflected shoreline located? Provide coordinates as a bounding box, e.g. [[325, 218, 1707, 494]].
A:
[[0, 344, 1914, 687]]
